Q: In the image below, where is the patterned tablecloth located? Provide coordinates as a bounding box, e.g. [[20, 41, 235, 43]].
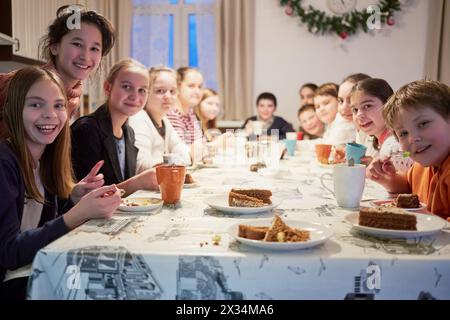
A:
[[27, 148, 450, 300]]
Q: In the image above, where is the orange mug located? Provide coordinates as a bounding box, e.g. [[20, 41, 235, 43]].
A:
[[155, 165, 186, 205], [315, 144, 332, 165]]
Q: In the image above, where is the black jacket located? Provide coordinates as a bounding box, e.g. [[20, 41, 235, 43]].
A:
[[242, 115, 295, 140], [71, 104, 138, 184], [0, 142, 71, 283]]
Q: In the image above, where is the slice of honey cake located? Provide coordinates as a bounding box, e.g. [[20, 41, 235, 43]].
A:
[[359, 207, 417, 230], [228, 192, 265, 207], [230, 189, 272, 204], [238, 225, 269, 240], [396, 194, 420, 208], [263, 215, 310, 242]]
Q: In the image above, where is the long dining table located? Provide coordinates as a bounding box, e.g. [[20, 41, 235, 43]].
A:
[[27, 142, 450, 300]]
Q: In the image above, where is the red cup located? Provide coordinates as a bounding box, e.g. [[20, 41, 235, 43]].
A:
[[297, 132, 304, 140]]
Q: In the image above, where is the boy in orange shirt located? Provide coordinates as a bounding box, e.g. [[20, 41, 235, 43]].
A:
[[367, 80, 450, 220]]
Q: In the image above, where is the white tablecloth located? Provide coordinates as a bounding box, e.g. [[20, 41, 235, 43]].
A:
[[27, 150, 450, 300]]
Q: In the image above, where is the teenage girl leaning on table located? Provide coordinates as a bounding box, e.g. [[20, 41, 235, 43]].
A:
[[0, 67, 121, 300]]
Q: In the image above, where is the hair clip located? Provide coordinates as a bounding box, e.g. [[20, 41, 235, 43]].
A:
[[57, 4, 85, 17]]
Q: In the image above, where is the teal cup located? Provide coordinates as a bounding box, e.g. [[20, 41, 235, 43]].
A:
[[345, 142, 367, 164], [283, 139, 296, 156]]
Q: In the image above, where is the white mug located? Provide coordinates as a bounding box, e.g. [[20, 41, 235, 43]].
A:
[[320, 164, 366, 209]]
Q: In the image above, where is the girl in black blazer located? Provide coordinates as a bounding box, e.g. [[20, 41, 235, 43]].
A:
[[71, 59, 158, 196]]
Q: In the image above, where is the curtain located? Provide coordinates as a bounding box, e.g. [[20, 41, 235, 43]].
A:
[[424, 0, 450, 84], [215, 0, 254, 120], [80, 0, 133, 113], [132, 0, 172, 68]]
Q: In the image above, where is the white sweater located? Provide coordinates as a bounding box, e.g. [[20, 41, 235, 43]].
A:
[[128, 110, 191, 173], [323, 113, 356, 146]]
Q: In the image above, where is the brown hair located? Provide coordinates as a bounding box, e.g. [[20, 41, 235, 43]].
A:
[[298, 104, 316, 118], [177, 66, 201, 85], [3, 67, 74, 202], [315, 83, 339, 99], [39, 5, 116, 65], [341, 73, 371, 85], [256, 92, 277, 108], [299, 83, 318, 93], [352, 78, 394, 105], [195, 88, 220, 134], [383, 80, 450, 131], [352, 78, 394, 150]]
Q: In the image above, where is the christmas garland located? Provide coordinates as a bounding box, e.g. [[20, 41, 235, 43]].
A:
[[280, 0, 403, 39]]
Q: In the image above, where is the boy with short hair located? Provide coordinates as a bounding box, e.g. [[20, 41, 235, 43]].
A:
[[367, 80, 450, 219]]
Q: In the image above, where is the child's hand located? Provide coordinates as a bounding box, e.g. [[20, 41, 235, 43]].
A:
[[366, 156, 396, 182], [71, 160, 105, 204], [76, 185, 122, 220], [333, 146, 346, 163], [63, 185, 122, 230], [360, 156, 373, 166]]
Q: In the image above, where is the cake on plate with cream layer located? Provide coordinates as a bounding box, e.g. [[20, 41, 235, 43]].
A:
[[228, 188, 272, 207], [238, 216, 310, 242]]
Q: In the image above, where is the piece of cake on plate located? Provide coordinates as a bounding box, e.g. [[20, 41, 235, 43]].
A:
[[228, 192, 266, 207], [359, 207, 417, 230], [230, 188, 272, 205], [238, 225, 269, 240], [263, 215, 310, 242], [184, 173, 194, 184], [396, 194, 420, 208]]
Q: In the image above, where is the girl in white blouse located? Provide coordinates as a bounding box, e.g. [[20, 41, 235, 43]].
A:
[[129, 66, 191, 172]]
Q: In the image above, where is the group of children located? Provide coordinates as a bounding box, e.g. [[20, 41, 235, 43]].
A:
[[0, 5, 449, 301], [296, 76, 450, 219]]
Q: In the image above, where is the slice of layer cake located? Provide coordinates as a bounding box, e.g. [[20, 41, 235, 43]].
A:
[[359, 207, 417, 231], [396, 194, 420, 208], [238, 225, 269, 240], [228, 192, 265, 207], [263, 215, 310, 242], [230, 188, 272, 205]]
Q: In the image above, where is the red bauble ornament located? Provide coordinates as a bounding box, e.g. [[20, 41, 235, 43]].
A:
[[387, 17, 395, 26], [285, 6, 294, 16], [339, 31, 348, 40]]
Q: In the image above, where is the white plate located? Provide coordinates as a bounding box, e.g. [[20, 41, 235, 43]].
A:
[[345, 212, 447, 238], [204, 194, 282, 214], [118, 197, 163, 212], [197, 163, 219, 169], [227, 219, 334, 250], [370, 199, 427, 211]]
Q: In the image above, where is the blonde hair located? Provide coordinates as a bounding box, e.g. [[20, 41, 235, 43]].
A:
[[3, 67, 74, 202], [383, 80, 450, 132], [315, 83, 339, 99], [105, 58, 148, 86], [149, 65, 178, 91], [194, 88, 220, 134]]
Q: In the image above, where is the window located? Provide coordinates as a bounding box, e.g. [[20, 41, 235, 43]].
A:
[[131, 0, 218, 89]]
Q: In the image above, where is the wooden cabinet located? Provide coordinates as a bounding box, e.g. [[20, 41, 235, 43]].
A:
[[0, 0, 68, 65]]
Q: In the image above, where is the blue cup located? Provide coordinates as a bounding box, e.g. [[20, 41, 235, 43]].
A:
[[283, 139, 296, 156], [345, 142, 367, 164]]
